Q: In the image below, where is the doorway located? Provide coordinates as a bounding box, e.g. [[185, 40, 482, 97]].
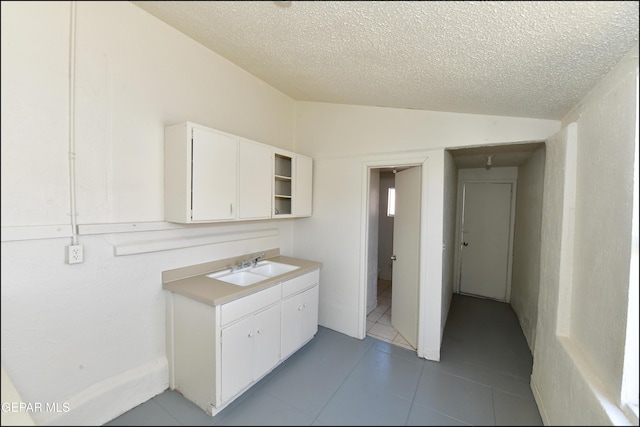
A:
[[448, 142, 546, 355], [365, 166, 421, 351]]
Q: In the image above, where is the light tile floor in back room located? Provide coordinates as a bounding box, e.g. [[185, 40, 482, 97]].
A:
[[106, 290, 543, 426], [366, 279, 415, 350]]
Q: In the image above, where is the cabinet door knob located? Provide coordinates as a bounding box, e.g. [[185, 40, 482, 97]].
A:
[[303, 303, 307, 308], [248, 332, 253, 337], [298, 306, 303, 311], [390, 255, 396, 261], [257, 329, 263, 334]]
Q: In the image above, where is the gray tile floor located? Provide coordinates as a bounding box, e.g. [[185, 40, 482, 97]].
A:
[[105, 293, 542, 426]]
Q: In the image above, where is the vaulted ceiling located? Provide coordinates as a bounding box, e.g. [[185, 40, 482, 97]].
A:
[[133, 1, 638, 121]]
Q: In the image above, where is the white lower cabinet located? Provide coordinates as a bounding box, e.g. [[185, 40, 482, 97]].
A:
[[281, 284, 319, 359], [167, 267, 320, 416], [221, 303, 281, 401]]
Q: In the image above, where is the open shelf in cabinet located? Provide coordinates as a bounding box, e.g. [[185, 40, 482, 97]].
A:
[[274, 154, 293, 216]]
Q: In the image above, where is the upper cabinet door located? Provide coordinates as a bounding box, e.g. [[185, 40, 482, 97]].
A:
[[191, 126, 237, 221], [239, 139, 272, 220], [294, 154, 313, 217]]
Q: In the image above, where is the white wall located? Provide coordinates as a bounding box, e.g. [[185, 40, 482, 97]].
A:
[[294, 102, 560, 160], [1, 2, 296, 425], [511, 145, 546, 352], [1, 1, 71, 227], [293, 101, 559, 360], [533, 43, 638, 425]]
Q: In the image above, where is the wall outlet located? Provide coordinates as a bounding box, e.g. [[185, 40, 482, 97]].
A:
[[67, 245, 84, 264]]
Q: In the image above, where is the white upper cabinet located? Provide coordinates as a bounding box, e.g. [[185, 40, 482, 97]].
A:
[[239, 139, 272, 220], [272, 150, 313, 218], [191, 127, 238, 221], [164, 121, 313, 224], [165, 122, 238, 223]]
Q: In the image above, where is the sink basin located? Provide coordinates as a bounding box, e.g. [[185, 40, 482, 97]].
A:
[[250, 260, 300, 277], [207, 269, 267, 287], [207, 260, 300, 286]]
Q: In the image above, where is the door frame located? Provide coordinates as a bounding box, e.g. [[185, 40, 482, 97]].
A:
[[358, 154, 430, 357], [454, 176, 518, 302]]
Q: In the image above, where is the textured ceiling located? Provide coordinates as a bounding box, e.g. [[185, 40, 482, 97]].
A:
[[132, 1, 638, 120]]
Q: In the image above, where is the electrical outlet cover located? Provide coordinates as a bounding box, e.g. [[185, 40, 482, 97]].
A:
[[68, 245, 83, 264]]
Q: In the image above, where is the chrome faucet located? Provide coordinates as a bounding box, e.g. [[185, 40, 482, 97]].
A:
[[234, 253, 265, 271]]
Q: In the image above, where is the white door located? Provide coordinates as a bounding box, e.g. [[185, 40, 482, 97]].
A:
[[391, 166, 421, 349], [459, 182, 513, 301]]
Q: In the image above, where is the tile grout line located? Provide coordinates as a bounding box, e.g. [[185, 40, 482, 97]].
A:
[[308, 340, 375, 425], [403, 359, 427, 425]]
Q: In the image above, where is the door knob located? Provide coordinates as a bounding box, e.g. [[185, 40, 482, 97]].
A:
[[390, 255, 396, 260], [463, 242, 469, 247]]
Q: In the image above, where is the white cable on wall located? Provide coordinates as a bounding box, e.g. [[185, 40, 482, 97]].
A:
[[68, 0, 78, 246]]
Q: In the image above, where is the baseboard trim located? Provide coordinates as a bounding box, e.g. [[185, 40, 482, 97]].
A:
[[32, 357, 168, 426]]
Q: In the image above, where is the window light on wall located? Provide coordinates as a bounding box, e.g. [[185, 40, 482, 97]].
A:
[[387, 188, 395, 217]]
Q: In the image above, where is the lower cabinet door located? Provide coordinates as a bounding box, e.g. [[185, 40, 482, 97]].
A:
[[253, 304, 281, 380], [300, 285, 319, 344], [281, 294, 302, 359], [281, 285, 319, 359], [221, 303, 282, 403], [221, 316, 254, 402]]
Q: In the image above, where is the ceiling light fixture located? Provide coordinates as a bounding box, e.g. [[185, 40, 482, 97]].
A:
[[486, 155, 494, 169]]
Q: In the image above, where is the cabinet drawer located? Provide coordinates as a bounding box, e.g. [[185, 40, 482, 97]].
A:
[[221, 285, 281, 326], [282, 269, 319, 298]]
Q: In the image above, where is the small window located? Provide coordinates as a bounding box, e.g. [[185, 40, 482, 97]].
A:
[[387, 188, 395, 217]]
